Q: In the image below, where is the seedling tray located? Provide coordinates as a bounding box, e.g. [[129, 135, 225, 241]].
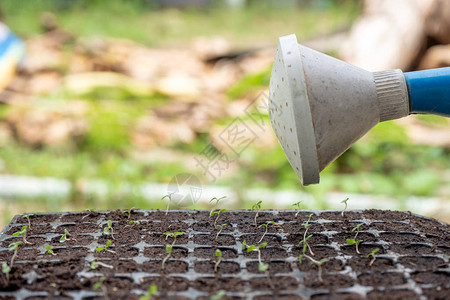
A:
[[0, 209, 448, 299]]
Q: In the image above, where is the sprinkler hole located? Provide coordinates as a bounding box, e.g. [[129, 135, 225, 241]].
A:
[[286, 102, 288, 107], [290, 128, 293, 132]]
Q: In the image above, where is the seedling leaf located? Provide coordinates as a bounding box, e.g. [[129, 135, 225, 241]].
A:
[[2, 263, 10, 274], [258, 262, 269, 272]]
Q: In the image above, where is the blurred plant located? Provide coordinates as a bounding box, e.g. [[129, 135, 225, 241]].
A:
[[210, 290, 226, 300], [161, 193, 175, 215], [292, 201, 302, 217], [341, 198, 349, 217], [139, 283, 158, 300], [60, 229, 71, 243], [90, 261, 113, 270], [45, 245, 56, 256], [122, 207, 135, 219], [95, 240, 115, 253], [103, 220, 114, 239]]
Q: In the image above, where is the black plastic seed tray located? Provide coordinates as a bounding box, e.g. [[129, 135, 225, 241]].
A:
[[0, 209, 449, 299]]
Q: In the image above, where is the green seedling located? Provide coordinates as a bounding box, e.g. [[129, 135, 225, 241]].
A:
[[45, 245, 56, 256], [161, 192, 175, 215], [257, 221, 274, 243], [13, 225, 32, 244], [346, 223, 364, 254], [139, 283, 158, 300], [90, 261, 113, 270], [242, 240, 269, 272], [298, 254, 328, 282], [60, 229, 71, 243], [8, 241, 22, 270], [21, 214, 34, 229], [95, 240, 115, 253], [103, 220, 114, 239], [81, 208, 94, 220], [251, 200, 263, 227], [161, 232, 184, 270], [209, 196, 226, 215], [210, 290, 226, 300], [128, 220, 141, 227], [215, 224, 228, 241], [93, 276, 106, 291], [298, 234, 313, 263], [341, 198, 349, 217], [292, 201, 302, 217], [214, 249, 222, 273], [122, 207, 135, 219], [298, 214, 314, 256], [164, 232, 184, 244], [162, 244, 173, 270], [210, 208, 227, 226], [367, 248, 380, 266], [2, 262, 10, 283]]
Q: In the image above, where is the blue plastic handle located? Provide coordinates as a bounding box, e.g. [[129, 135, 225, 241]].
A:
[[403, 67, 450, 117]]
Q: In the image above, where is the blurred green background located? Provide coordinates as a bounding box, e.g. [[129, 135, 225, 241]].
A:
[[0, 0, 448, 227]]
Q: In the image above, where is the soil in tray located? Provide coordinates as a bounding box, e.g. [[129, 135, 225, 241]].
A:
[[0, 209, 449, 300]]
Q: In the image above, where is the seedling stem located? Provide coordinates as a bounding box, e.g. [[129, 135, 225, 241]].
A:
[[210, 209, 227, 227], [13, 225, 32, 245], [90, 261, 114, 270], [251, 201, 262, 227], [8, 241, 22, 270], [346, 223, 364, 254], [298, 254, 328, 282], [21, 214, 34, 229], [122, 207, 135, 219], [81, 208, 94, 220], [162, 232, 184, 270], [298, 214, 314, 256], [45, 245, 56, 256], [161, 192, 175, 215], [257, 221, 274, 243], [103, 220, 115, 239], [209, 196, 226, 215], [367, 248, 380, 266], [95, 239, 115, 253], [60, 229, 71, 243], [215, 224, 228, 241], [292, 201, 302, 217], [214, 249, 222, 272], [341, 198, 349, 217]]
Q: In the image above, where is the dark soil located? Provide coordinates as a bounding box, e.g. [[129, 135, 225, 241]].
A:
[[0, 209, 448, 299]]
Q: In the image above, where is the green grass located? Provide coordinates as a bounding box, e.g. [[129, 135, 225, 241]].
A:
[[1, 0, 360, 47]]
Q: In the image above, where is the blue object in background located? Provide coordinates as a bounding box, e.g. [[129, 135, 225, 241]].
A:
[[0, 22, 25, 91], [404, 67, 450, 117]]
